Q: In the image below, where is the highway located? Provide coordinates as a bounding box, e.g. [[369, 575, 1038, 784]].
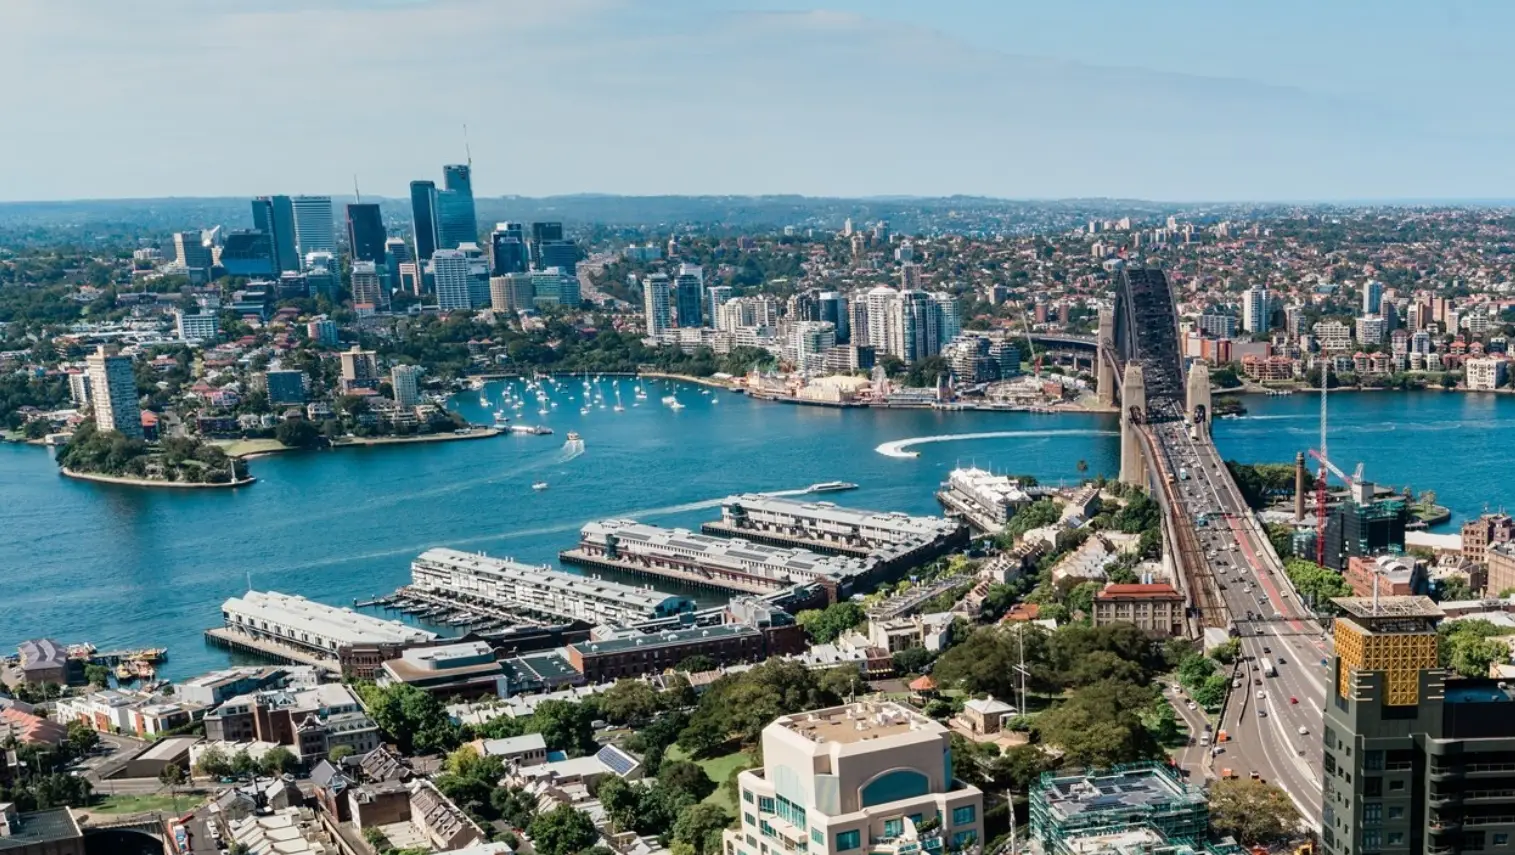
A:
[[1146, 418, 1329, 829]]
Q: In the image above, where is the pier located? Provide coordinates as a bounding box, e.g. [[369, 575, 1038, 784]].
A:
[[697, 521, 874, 558], [557, 548, 779, 595], [202, 628, 342, 674]]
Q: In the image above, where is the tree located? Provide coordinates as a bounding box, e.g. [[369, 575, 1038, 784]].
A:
[[231, 749, 257, 778], [672, 803, 732, 855], [599, 680, 660, 725], [360, 683, 458, 755], [990, 745, 1055, 793], [596, 775, 643, 832], [1190, 673, 1232, 709], [529, 699, 597, 756], [891, 646, 934, 676], [83, 663, 111, 687], [1177, 654, 1216, 690], [194, 745, 232, 779], [1210, 638, 1242, 665], [274, 419, 322, 448], [658, 760, 717, 803], [491, 785, 539, 830], [260, 746, 298, 776], [64, 721, 99, 758], [328, 745, 355, 764], [677, 654, 717, 672], [159, 763, 186, 812], [1284, 559, 1353, 614], [528, 804, 599, 855], [1034, 681, 1162, 767], [795, 601, 866, 644], [1207, 778, 1301, 845], [1435, 575, 1476, 603]]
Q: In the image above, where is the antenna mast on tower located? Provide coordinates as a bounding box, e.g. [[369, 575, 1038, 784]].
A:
[[353, 174, 361, 202], [463, 123, 472, 168]]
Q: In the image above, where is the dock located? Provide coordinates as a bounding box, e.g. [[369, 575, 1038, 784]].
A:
[[557, 548, 778, 595], [934, 489, 1004, 535], [202, 628, 341, 674], [697, 521, 875, 558]]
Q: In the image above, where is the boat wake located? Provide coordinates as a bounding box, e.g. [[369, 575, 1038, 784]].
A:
[[558, 445, 585, 463], [875, 429, 1119, 459]]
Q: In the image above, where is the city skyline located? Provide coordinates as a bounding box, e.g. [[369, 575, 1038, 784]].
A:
[[6, 0, 1515, 203]]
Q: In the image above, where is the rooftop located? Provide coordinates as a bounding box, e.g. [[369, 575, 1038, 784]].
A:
[[775, 701, 944, 745], [0, 807, 82, 852], [571, 623, 758, 657], [1331, 595, 1444, 619], [414, 547, 689, 612], [722, 494, 960, 541], [1445, 682, 1515, 705], [223, 590, 437, 647], [1096, 583, 1183, 601], [582, 519, 867, 580], [1037, 765, 1204, 820]]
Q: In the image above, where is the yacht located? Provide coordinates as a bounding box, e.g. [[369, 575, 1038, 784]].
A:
[[807, 481, 859, 493], [532, 481, 549, 491], [493, 411, 509, 428], [661, 395, 679, 405], [566, 431, 583, 443], [668, 400, 685, 410]]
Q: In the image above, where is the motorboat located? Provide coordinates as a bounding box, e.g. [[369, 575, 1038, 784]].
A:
[[532, 482, 549, 491], [807, 481, 859, 493]]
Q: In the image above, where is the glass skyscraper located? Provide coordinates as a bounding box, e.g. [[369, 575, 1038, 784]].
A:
[[251, 195, 299, 273], [345, 203, 387, 265], [409, 180, 439, 261], [435, 164, 477, 251]]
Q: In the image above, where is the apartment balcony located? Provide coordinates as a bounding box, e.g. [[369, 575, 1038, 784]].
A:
[[869, 830, 942, 855], [1428, 790, 1460, 807], [1430, 765, 1462, 781]]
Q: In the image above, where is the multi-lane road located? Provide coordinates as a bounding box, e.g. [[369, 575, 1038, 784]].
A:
[[1148, 419, 1330, 828]]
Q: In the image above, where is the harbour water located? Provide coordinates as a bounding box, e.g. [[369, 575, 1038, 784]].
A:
[[0, 378, 1508, 678]]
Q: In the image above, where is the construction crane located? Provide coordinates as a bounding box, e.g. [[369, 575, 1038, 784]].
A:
[[1018, 304, 1041, 376], [1309, 355, 1365, 565]]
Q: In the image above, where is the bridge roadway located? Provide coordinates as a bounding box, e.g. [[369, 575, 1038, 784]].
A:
[[1145, 419, 1330, 829]]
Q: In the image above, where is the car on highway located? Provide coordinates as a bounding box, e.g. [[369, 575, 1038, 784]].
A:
[[1298, 726, 1309, 735], [1256, 690, 1266, 700], [1290, 696, 1298, 704], [1263, 646, 1271, 654], [1258, 708, 1267, 717]]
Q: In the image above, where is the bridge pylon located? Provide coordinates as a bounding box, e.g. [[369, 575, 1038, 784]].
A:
[[1186, 361, 1212, 432], [1096, 307, 1116, 407], [1119, 363, 1147, 486]]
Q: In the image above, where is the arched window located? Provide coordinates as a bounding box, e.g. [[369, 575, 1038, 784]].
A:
[[860, 770, 929, 808]]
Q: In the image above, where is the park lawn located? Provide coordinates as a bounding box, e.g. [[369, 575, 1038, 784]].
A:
[[86, 792, 200, 816], [215, 438, 288, 457], [664, 744, 755, 811]]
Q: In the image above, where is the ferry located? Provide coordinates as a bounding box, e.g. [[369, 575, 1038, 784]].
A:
[[807, 481, 859, 493], [532, 482, 549, 491], [510, 424, 554, 435]]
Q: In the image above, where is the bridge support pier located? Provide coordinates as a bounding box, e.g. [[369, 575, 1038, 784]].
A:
[[1186, 361, 1212, 432], [1119, 363, 1147, 487], [1096, 308, 1116, 407]]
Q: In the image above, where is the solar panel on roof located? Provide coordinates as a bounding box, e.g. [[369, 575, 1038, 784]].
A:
[[596, 745, 639, 776]]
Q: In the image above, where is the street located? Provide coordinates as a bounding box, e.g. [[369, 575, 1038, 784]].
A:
[[1150, 419, 1328, 828]]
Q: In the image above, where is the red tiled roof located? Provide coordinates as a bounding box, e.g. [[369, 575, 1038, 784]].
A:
[[0, 707, 67, 745], [909, 676, 937, 691], [1096, 583, 1183, 601], [1001, 603, 1042, 622]]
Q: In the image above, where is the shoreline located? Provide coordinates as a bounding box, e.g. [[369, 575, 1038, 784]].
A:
[[60, 467, 256, 489], [216, 427, 501, 459]]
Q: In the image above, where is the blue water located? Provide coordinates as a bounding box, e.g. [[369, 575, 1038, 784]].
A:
[[0, 380, 1503, 678]]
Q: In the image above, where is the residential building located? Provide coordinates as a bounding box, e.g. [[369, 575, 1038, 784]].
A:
[[219, 591, 435, 669], [935, 467, 1032, 529], [1356, 314, 1386, 346], [432, 249, 471, 311], [264, 370, 308, 406], [344, 203, 386, 265], [435, 164, 477, 251], [644, 273, 671, 335], [175, 309, 219, 343], [1343, 555, 1430, 599], [339, 346, 381, 393], [1196, 311, 1237, 339], [708, 494, 964, 563], [888, 290, 941, 363], [1242, 284, 1269, 333], [566, 623, 769, 682], [1362, 280, 1385, 316], [85, 345, 141, 439], [66, 371, 90, 406], [0, 705, 66, 747], [252, 195, 300, 273], [490, 273, 533, 312], [1466, 356, 1508, 391], [349, 260, 388, 311], [932, 292, 961, 345], [290, 196, 335, 260], [391, 365, 423, 408], [409, 180, 439, 261], [1315, 320, 1353, 352], [723, 701, 983, 855], [674, 264, 704, 327], [1314, 596, 1515, 855], [176, 666, 289, 707], [1487, 542, 1515, 598], [306, 318, 338, 347], [1091, 583, 1185, 635], [472, 733, 547, 767]]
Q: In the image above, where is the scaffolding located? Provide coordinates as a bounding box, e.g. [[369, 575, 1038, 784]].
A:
[[1029, 763, 1210, 850]]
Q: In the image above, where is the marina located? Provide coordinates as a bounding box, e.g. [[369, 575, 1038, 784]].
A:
[[700, 493, 967, 566]]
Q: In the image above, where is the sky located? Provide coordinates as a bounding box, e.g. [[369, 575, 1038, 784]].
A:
[[5, 0, 1515, 202]]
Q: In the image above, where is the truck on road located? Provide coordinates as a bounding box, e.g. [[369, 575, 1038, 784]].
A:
[[1261, 658, 1277, 677]]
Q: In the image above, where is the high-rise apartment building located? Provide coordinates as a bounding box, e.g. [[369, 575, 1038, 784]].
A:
[[390, 364, 423, 408], [673, 264, 704, 328], [252, 195, 300, 273], [306, 318, 339, 347], [409, 180, 439, 261], [931, 292, 960, 346], [350, 261, 388, 312], [1242, 284, 1270, 334], [724, 702, 982, 855], [434, 165, 477, 251], [818, 291, 849, 343], [1362, 280, 1385, 316], [338, 346, 381, 393], [291, 196, 336, 261], [490, 223, 527, 275], [644, 273, 672, 335], [86, 345, 142, 439], [431, 249, 472, 311], [1318, 596, 1515, 855], [345, 203, 387, 265], [1356, 314, 1387, 346], [490, 274, 534, 313]]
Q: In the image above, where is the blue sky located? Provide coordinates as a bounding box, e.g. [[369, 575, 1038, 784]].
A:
[[4, 0, 1513, 202]]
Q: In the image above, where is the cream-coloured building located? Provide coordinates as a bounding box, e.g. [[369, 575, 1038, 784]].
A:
[[725, 702, 983, 855], [1091, 583, 1185, 636]]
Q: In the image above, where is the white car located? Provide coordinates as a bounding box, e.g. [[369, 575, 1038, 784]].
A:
[[1187, 701, 1196, 710], [1298, 726, 1309, 736], [1256, 690, 1266, 700]]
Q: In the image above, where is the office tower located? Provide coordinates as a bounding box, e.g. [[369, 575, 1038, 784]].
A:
[[384, 238, 412, 295], [529, 222, 564, 268], [818, 291, 849, 343], [434, 164, 477, 251], [529, 269, 578, 308], [303, 252, 340, 300], [644, 273, 671, 335], [218, 230, 275, 277], [1362, 279, 1385, 316], [1321, 481, 1410, 572], [390, 364, 423, 408], [291, 196, 335, 262], [85, 345, 142, 439], [409, 180, 439, 261], [174, 231, 212, 284], [306, 318, 339, 347], [338, 346, 381, 393], [350, 261, 388, 311], [345, 203, 386, 265], [251, 196, 300, 273], [1316, 596, 1504, 855], [723, 702, 983, 855], [538, 240, 578, 275], [432, 250, 471, 311], [1242, 283, 1270, 333], [490, 223, 527, 275], [932, 292, 961, 346], [673, 264, 703, 328], [467, 253, 492, 310]]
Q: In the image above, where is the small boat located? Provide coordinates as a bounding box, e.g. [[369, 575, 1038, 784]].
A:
[[808, 481, 859, 493], [566, 431, 582, 442], [661, 395, 678, 405], [480, 396, 490, 406], [493, 411, 509, 428], [538, 407, 549, 415], [580, 407, 590, 414], [669, 401, 685, 410], [532, 482, 549, 491], [613, 405, 625, 412]]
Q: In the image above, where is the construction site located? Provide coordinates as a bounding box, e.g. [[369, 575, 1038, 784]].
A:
[[1028, 763, 1222, 854]]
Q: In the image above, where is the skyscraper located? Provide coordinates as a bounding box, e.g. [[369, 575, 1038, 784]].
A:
[[432, 249, 471, 311], [529, 222, 564, 268], [490, 223, 527, 275], [1362, 279, 1385, 316], [384, 238, 412, 295], [251, 195, 299, 273], [1242, 283, 1270, 334], [345, 203, 387, 265], [434, 164, 477, 251], [672, 264, 703, 328], [890, 290, 940, 363], [350, 261, 388, 312], [291, 196, 336, 262], [409, 180, 439, 261], [86, 345, 142, 439], [818, 291, 849, 343], [538, 240, 578, 275], [391, 364, 423, 408], [931, 292, 961, 346], [644, 273, 671, 335], [218, 230, 275, 277], [173, 231, 212, 284]]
